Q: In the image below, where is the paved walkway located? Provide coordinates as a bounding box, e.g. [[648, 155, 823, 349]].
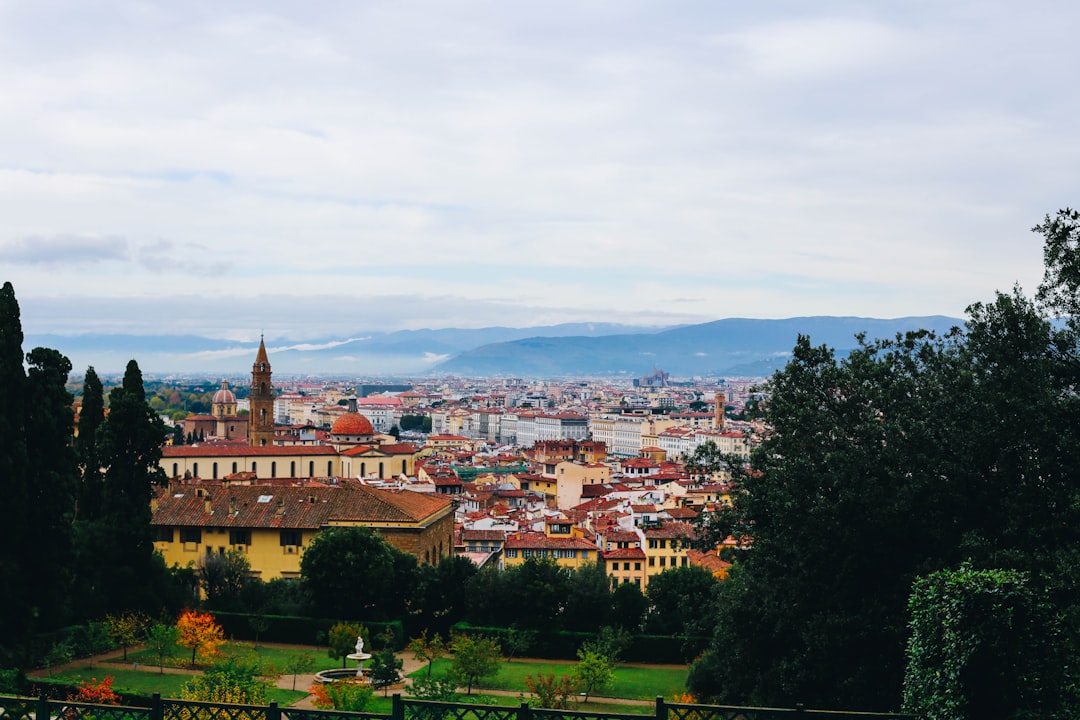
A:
[[28, 646, 663, 709]]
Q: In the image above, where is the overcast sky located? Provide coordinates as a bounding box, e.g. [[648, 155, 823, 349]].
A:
[[2, 1, 1078, 342]]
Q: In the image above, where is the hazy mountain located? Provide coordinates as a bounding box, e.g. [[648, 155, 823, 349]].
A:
[[433, 316, 965, 377], [27, 316, 964, 378]]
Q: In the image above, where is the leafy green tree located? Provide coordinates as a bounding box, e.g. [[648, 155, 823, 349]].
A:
[[611, 581, 648, 632], [414, 555, 478, 635], [502, 627, 537, 661], [572, 647, 614, 702], [409, 630, 446, 676], [302, 526, 418, 620], [581, 626, 631, 664], [182, 652, 270, 704], [24, 346, 78, 630], [368, 645, 402, 694], [145, 621, 180, 673], [525, 671, 578, 709], [502, 557, 571, 629], [283, 652, 316, 691], [449, 633, 501, 694], [105, 611, 150, 661], [903, 564, 1072, 720], [198, 549, 252, 610], [328, 622, 367, 669], [644, 565, 719, 636], [0, 282, 29, 642], [563, 562, 612, 631]]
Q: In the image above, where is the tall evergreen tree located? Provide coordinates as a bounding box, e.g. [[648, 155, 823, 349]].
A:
[[76, 366, 105, 520], [0, 282, 29, 643], [95, 359, 167, 614], [24, 347, 78, 630]]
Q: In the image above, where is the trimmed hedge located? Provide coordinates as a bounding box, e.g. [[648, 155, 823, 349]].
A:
[[210, 611, 405, 650], [450, 623, 703, 664]]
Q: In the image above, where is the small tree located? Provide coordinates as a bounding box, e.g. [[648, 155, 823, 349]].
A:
[[44, 640, 74, 676], [369, 646, 403, 695], [328, 622, 367, 669], [572, 647, 614, 702], [70, 676, 120, 705], [503, 627, 536, 661], [145, 622, 179, 673], [105, 611, 150, 661], [175, 609, 225, 667], [581, 626, 631, 664], [408, 630, 446, 676], [284, 652, 317, 691], [248, 613, 271, 649], [525, 671, 578, 709], [182, 653, 270, 705], [449, 634, 501, 695]]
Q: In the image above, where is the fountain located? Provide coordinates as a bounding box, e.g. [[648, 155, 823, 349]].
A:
[[313, 635, 372, 684]]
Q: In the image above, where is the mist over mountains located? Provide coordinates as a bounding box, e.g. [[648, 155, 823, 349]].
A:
[[28, 316, 965, 379]]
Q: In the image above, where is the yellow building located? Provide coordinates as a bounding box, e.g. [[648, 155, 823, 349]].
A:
[[340, 442, 420, 479], [643, 521, 697, 583], [502, 532, 598, 570], [151, 478, 455, 580], [161, 445, 342, 481]]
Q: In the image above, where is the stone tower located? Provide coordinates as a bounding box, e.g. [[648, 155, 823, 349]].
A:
[[249, 335, 275, 447], [714, 392, 726, 430]]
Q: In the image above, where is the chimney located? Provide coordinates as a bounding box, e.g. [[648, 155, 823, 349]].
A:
[[204, 495, 212, 513], [276, 498, 285, 516]]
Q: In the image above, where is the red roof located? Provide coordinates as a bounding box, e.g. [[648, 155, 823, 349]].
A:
[[331, 413, 374, 436]]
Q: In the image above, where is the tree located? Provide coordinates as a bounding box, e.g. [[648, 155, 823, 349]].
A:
[[645, 566, 720, 637], [328, 622, 367, 669], [301, 526, 418, 620], [76, 366, 105, 520], [175, 609, 225, 667], [611, 581, 648, 632], [283, 652, 316, 691], [562, 562, 612, 631], [145, 622, 179, 673], [502, 557, 570, 629], [182, 652, 270, 705], [105, 611, 150, 661], [368, 646, 402, 694], [198, 549, 252, 610], [414, 555, 478, 635], [408, 631, 446, 677], [502, 627, 537, 661], [0, 282, 29, 643], [448, 634, 501, 695], [572, 647, 614, 702], [903, 564, 1072, 720], [525, 671, 578, 709], [581, 626, 631, 665], [24, 346, 78, 630], [95, 359, 168, 615]]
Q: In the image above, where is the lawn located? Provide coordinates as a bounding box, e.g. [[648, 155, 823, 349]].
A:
[[124, 642, 330, 675], [410, 659, 688, 701]]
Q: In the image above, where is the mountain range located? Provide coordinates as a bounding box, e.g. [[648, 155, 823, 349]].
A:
[[26, 316, 965, 379]]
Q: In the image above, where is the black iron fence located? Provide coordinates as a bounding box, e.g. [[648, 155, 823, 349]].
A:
[[0, 694, 916, 720]]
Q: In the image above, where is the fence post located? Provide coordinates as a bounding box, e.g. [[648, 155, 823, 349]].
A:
[[794, 703, 805, 717], [267, 701, 280, 720], [392, 693, 404, 720], [36, 692, 48, 720], [518, 701, 531, 720], [656, 695, 666, 720], [152, 693, 162, 720]]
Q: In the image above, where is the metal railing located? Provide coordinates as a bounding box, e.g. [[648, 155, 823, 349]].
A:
[[0, 694, 916, 720]]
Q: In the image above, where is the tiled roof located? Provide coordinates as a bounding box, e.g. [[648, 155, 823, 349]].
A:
[[644, 521, 699, 540], [504, 533, 597, 550], [151, 480, 452, 529], [601, 547, 646, 560], [462, 529, 506, 541]]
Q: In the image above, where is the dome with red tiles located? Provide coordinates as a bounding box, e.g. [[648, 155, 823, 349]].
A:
[[212, 385, 237, 404], [331, 412, 374, 436]]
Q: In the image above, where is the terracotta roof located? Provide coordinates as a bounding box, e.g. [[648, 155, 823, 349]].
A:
[[462, 529, 505, 541], [601, 547, 646, 560], [645, 521, 699, 540], [151, 480, 452, 529], [504, 533, 597, 550], [331, 413, 374, 436]]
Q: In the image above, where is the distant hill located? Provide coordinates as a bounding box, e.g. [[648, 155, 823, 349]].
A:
[[433, 316, 965, 377], [28, 316, 964, 378]]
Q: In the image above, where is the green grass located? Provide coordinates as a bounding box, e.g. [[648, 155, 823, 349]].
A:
[[410, 659, 687, 701], [124, 643, 329, 675]]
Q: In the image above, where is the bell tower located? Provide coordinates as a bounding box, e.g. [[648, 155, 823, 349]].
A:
[[249, 335, 275, 447]]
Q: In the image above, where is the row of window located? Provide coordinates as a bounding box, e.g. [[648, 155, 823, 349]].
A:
[[156, 527, 302, 547], [170, 460, 335, 480], [504, 548, 590, 559]]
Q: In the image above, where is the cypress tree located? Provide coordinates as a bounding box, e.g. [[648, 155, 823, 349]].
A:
[[0, 282, 29, 642], [96, 359, 167, 613], [24, 347, 78, 629], [76, 366, 105, 520]]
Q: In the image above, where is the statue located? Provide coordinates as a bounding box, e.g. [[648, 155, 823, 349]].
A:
[[355, 636, 364, 655]]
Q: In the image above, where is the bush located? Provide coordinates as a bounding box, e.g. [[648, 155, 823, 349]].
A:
[[309, 679, 374, 711]]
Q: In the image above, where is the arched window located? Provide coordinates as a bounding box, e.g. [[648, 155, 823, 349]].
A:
[[361, 462, 366, 476], [232, 462, 237, 473], [378, 462, 384, 478], [212, 463, 218, 479], [402, 459, 407, 474], [193, 462, 198, 478], [327, 461, 332, 476], [290, 461, 295, 477], [271, 461, 276, 478], [172, 463, 178, 478], [252, 461, 257, 473], [309, 461, 314, 477]]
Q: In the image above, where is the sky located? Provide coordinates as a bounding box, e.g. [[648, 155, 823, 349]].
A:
[[2, 0, 1078, 344]]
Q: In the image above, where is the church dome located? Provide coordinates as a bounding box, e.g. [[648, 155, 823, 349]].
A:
[[331, 412, 374, 436], [212, 385, 237, 404]]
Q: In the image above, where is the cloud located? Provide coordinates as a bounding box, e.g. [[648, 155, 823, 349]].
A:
[[0, 235, 128, 265]]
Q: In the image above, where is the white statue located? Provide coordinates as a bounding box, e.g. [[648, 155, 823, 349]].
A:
[[355, 636, 364, 655]]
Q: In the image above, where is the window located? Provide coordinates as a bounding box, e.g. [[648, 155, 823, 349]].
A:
[[649, 557, 655, 567], [309, 461, 314, 476], [252, 461, 257, 473], [681, 556, 688, 567], [193, 462, 198, 477], [290, 461, 296, 477], [660, 557, 667, 567], [280, 530, 302, 546], [230, 530, 252, 545], [212, 462, 218, 479], [271, 461, 276, 478], [180, 528, 201, 544], [154, 527, 174, 543], [635, 562, 641, 571], [172, 463, 178, 477], [232, 462, 238, 473], [505, 549, 518, 558], [328, 461, 333, 476]]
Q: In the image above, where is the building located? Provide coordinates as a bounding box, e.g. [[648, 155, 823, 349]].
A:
[[150, 478, 455, 580]]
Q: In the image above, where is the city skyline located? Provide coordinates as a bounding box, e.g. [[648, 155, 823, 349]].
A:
[[2, 1, 1077, 343]]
